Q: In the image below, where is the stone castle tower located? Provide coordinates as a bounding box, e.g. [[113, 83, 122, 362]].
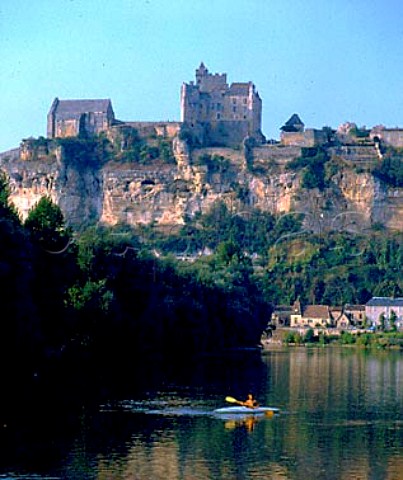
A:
[[180, 63, 265, 147]]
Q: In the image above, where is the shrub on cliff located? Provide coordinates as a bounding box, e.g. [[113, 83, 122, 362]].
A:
[[286, 147, 330, 190], [372, 156, 403, 187]]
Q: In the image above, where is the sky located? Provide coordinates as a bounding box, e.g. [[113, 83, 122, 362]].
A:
[[1, 0, 403, 151]]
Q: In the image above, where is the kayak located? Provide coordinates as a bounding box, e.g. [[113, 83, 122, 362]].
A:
[[213, 406, 279, 415]]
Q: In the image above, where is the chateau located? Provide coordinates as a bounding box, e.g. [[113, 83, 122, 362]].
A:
[[180, 62, 265, 147], [43, 63, 265, 149]]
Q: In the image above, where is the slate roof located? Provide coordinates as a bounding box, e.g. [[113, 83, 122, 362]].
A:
[[284, 113, 304, 128], [55, 99, 112, 115], [366, 297, 403, 307], [228, 82, 250, 96], [345, 304, 366, 311]]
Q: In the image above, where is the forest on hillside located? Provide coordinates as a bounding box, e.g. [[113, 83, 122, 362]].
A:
[[0, 171, 402, 378]]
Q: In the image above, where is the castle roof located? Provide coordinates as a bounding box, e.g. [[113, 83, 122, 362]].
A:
[[284, 113, 304, 128], [228, 82, 250, 96], [50, 99, 113, 118]]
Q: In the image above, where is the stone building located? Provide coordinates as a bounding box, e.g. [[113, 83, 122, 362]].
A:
[[47, 98, 115, 138], [370, 125, 403, 148], [280, 114, 328, 147], [365, 297, 403, 330], [180, 63, 265, 147], [290, 300, 332, 328]]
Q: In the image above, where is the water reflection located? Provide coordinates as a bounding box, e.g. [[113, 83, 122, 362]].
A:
[[2, 348, 402, 479]]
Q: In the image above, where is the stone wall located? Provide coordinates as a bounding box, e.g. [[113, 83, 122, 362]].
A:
[[280, 129, 328, 147], [328, 146, 379, 165], [371, 129, 403, 148], [117, 122, 181, 139], [252, 145, 302, 164]]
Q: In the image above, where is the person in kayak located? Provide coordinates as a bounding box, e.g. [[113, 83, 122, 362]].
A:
[[242, 394, 259, 409]]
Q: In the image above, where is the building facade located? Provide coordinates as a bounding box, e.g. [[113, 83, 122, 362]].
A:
[[290, 300, 332, 328], [365, 297, 403, 330], [47, 98, 115, 138], [180, 63, 264, 147]]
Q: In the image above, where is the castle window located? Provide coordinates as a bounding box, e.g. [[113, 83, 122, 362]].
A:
[[217, 113, 221, 120], [243, 115, 247, 119], [233, 106, 236, 113], [243, 98, 247, 104]]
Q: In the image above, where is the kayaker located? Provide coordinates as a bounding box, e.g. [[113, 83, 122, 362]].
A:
[[242, 393, 259, 409]]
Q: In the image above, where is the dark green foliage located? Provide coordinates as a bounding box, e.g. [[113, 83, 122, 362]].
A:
[[113, 127, 176, 164], [57, 137, 109, 167], [194, 154, 230, 172], [286, 147, 330, 190], [0, 173, 20, 223], [261, 231, 402, 306], [24, 196, 71, 250], [372, 156, 403, 187]]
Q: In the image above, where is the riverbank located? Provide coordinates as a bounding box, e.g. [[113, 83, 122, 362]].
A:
[[261, 328, 403, 350]]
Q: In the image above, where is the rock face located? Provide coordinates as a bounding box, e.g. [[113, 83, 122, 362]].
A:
[[0, 139, 402, 233]]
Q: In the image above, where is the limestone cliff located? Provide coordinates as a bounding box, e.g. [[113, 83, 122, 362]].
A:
[[0, 138, 402, 233]]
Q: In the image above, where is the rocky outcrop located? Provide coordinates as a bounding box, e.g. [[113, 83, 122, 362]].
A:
[[1, 140, 402, 233]]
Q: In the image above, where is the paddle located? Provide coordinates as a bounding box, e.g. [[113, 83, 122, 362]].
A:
[[225, 396, 243, 405]]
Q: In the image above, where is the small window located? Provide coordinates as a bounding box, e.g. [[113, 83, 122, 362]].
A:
[[243, 98, 247, 104], [217, 113, 221, 120], [233, 106, 236, 113], [232, 98, 236, 104]]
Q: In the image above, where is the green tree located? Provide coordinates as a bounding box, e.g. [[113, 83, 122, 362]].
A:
[[24, 196, 71, 250], [379, 313, 386, 331], [0, 172, 20, 224], [304, 328, 315, 343], [389, 310, 397, 332]]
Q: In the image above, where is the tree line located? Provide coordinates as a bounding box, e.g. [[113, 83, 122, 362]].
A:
[[0, 175, 268, 380]]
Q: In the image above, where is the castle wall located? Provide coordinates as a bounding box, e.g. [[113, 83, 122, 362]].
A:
[[252, 145, 302, 164], [280, 129, 327, 147], [370, 129, 403, 148], [117, 122, 181, 139], [204, 121, 251, 148]]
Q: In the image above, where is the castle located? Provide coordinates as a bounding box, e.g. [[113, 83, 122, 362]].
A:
[[180, 62, 265, 147], [44, 63, 265, 149], [14, 62, 403, 153]]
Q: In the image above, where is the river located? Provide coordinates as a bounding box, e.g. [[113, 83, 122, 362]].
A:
[[2, 347, 402, 479]]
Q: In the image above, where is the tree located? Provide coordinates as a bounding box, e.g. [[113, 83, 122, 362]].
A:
[[0, 172, 20, 224], [24, 196, 71, 250], [379, 313, 386, 331], [389, 310, 397, 332]]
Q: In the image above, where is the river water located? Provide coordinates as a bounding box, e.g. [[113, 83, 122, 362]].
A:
[[2, 347, 402, 479]]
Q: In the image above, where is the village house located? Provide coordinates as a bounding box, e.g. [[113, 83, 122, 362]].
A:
[[271, 305, 294, 327], [329, 307, 352, 330], [344, 304, 366, 327], [365, 297, 403, 330], [290, 300, 332, 328]]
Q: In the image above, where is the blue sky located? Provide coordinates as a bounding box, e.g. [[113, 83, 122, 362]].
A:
[[1, 0, 403, 151]]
